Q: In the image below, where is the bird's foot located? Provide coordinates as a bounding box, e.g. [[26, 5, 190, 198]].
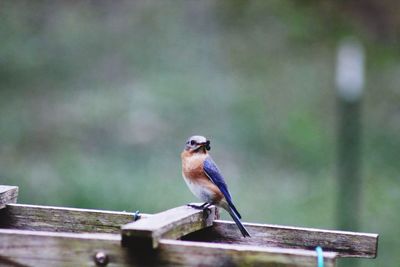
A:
[[187, 203, 208, 209], [187, 203, 212, 218]]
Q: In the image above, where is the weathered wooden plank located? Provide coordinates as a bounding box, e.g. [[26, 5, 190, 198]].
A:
[[0, 204, 150, 234], [159, 239, 336, 267], [0, 229, 337, 267], [182, 220, 379, 259], [121, 204, 218, 249], [0, 186, 18, 209]]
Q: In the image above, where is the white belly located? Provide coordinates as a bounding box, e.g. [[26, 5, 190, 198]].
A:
[[182, 174, 214, 203]]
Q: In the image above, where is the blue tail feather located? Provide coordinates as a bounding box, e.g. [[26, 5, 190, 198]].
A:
[[228, 200, 242, 219], [228, 207, 250, 237]]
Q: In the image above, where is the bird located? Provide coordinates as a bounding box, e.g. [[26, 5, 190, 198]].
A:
[[181, 135, 250, 237]]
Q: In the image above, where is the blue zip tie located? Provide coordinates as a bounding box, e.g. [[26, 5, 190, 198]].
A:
[[316, 246, 324, 267]]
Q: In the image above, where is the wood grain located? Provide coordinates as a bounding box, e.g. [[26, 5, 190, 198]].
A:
[[121, 204, 217, 249], [0, 203, 150, 234], [159, 239, 336, 267], [0, 186, 18, 209], [0, 191, 378, 266], [0, 229, 337, 267], [182, 220, 379, 258]]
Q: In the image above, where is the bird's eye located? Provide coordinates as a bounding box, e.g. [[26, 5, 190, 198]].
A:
[[190, 140, 196, 145]]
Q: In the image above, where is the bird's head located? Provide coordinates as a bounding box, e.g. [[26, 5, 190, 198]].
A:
[[184, 135, 211, 153]]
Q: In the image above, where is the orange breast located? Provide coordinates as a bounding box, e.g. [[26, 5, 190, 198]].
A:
[[181, 150, 224, 203], [181, 151, 207, 180]]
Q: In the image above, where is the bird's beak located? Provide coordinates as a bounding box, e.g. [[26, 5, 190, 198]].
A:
[[199, 140, 211, 151]]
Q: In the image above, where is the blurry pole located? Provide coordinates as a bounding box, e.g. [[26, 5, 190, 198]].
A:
[[335, 38, 365, 234]]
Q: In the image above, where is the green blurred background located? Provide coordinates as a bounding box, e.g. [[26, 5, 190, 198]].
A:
[[1, 1, 399, 266]]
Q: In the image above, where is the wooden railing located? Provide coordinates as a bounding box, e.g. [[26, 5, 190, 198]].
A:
[[0, 185, 378, 267]]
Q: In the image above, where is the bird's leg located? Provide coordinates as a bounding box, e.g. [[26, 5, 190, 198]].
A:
[[202, 203, 213, 216]]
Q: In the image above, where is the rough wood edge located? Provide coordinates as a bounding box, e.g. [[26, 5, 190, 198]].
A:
[[229, 220, 379, 238], [7, 203, 152, 217], [121, 204, 217, 249], [0, 186, 18, 209]]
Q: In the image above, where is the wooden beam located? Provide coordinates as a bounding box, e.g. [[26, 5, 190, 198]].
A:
[[0, 204, 150, 234], [0, 186, 18, 209], [182, 220, 379, 259], [0, 229, 337, 267], [121, 204, 218, 249]]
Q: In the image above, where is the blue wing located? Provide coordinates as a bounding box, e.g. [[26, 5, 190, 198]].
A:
[[203, 156, 242, 219]]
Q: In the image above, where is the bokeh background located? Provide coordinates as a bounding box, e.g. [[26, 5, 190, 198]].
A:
[[1, 1, 399, 266]]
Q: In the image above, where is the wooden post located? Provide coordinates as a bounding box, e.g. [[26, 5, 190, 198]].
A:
[[335, 38, 365, 267], [335, 38, 365, 232]]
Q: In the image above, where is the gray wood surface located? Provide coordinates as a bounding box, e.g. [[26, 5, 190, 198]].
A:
[[0, 229, 337, 267], [0, 186, 18, 209], [122, 204, 217, 249], [0, 194, 378, 266], [0, 203, 378, 260], [182, 220, 379, 258], [0, 203, 150, 233]]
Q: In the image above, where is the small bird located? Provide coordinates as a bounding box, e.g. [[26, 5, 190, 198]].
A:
[[181, 135, 250, 237]]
